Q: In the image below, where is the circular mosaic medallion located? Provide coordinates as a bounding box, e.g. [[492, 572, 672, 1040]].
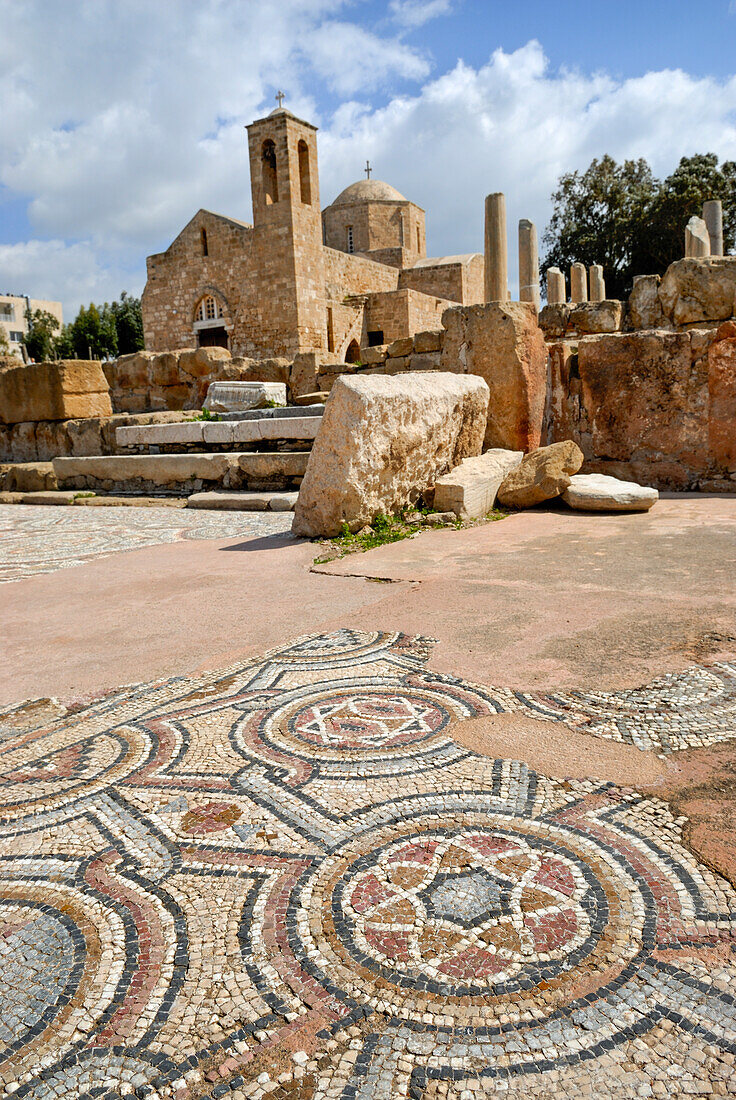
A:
[[233, 680, 481, 780], [0, 725, 152, 818], [292, 809, 652, 1025], [288, 692, 448, 751]]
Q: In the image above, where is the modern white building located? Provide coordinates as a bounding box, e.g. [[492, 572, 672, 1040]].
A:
[[0, 294, 63, 360]]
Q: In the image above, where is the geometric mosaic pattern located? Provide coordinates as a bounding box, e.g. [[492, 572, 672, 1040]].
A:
[[1, 629, 736, 1099], [519, 662, 736, 753], [0, 504, 293, 584]]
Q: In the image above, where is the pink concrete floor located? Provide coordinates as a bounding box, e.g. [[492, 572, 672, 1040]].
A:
[[2, 495, 735, 707]]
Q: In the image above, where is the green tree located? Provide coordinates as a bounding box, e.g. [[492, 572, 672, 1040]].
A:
[[541, 152, 736, 301], [23, 308, 61, 362], [68, 302, 118, 359], [110, 291, 144, 354], [0, 326, 11, 355], [541, 156, 659, 301], [639, 153, 736, 272]]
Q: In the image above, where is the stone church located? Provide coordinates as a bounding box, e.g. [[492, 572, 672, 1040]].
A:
[[141, 104, 484, 361]]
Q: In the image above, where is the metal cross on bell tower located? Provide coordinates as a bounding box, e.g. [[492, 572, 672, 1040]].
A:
[[364, 160, 372, 179], [275, 90, 285, 108]]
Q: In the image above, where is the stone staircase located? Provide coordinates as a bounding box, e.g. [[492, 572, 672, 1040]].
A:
[[48, 405, 325, 511]]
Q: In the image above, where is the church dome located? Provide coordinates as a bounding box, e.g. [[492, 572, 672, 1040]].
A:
[[331, 179, 407, 205]]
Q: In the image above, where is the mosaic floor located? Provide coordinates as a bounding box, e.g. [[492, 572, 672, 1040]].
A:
[[0, 505, 293, 584], [2, 629, 736, 1098]]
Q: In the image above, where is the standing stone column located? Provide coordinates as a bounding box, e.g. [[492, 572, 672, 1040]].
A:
[[570, 262, 588, 303], [518, 219, 540, 311], [484, 192, 508, 302], [702, 200, 723, 256], [546, 267, 565, 304], [685, 216, 710, 258], [589, 264, 605, 302]]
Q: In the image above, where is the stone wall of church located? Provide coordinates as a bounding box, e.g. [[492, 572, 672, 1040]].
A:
[[364, 288, 454, 345], [399, 255, 485, 305], [142, 212, 255, 354]]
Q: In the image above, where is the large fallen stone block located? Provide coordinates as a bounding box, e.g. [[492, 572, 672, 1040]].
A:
[[203, 381, 287, 412], [433, 449, 522, 519], [292, 372, 489, 537], [627, 275, 666, 330], [659, 256, 736, 326], [440, 301, 546, 451], [497, 440, 584, 509], [0, 360, 112, 424], [178, 346, 231, 378], [562, 473, 658, 511], [569, 300, 623, 334], [576, 331, 706, 470]]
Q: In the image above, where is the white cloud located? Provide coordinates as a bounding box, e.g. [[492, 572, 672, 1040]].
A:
[[0, 240, 134, 321], [319, 43, 736, 291], [2, 7, 736, 315], [389, 0, 453, 28]]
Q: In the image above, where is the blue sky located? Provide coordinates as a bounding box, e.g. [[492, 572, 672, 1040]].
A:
[[1, 0, 735, 317]]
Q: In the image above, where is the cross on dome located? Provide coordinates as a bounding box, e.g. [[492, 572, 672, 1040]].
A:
[[364, 160, 372, 179], [275, 90, 285, 108]]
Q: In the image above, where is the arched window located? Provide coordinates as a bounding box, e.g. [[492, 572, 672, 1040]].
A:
[[345, 339, 361, 363], [200, 228, 208, 256], [262, 139, 278, 205], [195, 295, 221, 322], [298, 139, 311, 205], [346, 225, 354, 253]]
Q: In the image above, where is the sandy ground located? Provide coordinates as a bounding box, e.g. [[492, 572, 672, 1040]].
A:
[[2, 495, 735, 705]]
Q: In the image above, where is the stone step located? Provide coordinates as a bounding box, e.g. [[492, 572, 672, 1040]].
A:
[[219, 403, 325, 421], [52, 452, 309, 494], [116, 415, 321, 450], [187, 491, 298, 512]]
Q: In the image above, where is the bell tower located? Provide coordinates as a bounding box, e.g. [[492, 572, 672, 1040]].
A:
[[246, 102, 325, 356]]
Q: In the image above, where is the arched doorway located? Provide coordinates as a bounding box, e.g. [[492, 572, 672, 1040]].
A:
[[193, 294, 229, 349], [345, 339, 361, 363]]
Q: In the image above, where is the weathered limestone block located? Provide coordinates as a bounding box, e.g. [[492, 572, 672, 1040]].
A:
[[440, 301, 547, 451], [538, 304, 571, 339], [292, 373, 489, 537], [179, 346, 231, 378], [408, 352, 441, 372], [707, 323, 736, 472], [384, 356, 411, 375], [387, 337, 414, 358], [35, 421, 70, 462], [627, 275, 666, 330], [497, 441, 584, 509], [577, 331, 708, 479], [288, 352, 321, 399], [562, 473, 658, 511], [148, 352, 181, 387], [413, 330, 443, 354], [360, 346, 388, 366], [659, 257, 736, 326], [569, 300, 623, 334], [114, 352, 155, 389], [0, 462, 57, 492], [433, 449, 523, 518], [0, 360, 112, 424], [203, 381, 287, 412]]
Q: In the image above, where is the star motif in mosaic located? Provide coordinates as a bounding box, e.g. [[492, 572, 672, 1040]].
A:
[[1, 629, 736, 1099]]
